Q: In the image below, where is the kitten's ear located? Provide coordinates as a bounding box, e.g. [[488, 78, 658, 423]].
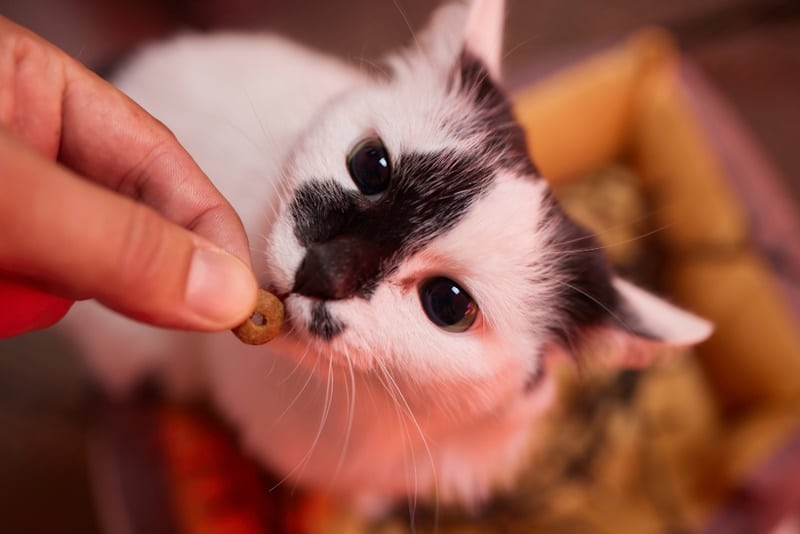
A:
[[463, 0, 505, 79], [545, 208, 711, 368], [599, 278, 713, 368], [410, 0, 505, 78]]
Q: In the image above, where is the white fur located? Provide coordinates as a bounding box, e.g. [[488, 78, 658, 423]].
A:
[[64, 0, 711, 514], [614, 278, 713, 345]]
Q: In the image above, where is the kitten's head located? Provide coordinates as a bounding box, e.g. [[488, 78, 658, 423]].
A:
[[263, 0, 711, 406]]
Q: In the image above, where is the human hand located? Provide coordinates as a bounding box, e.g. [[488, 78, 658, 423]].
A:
[[0, 16, 258, 337]]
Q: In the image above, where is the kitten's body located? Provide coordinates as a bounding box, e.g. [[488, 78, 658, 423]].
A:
[[67, 0, 711, 513]]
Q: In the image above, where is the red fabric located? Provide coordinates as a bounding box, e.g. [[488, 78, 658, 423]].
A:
[[0, 279, 74, 338]]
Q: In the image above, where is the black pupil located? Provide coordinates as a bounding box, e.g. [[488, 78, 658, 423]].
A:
[[420, 277, 475, 329], [347, 139, 391, 196]]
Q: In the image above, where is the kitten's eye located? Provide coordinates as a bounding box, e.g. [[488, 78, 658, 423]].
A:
[[419, 277, 479, 333], [347, 137, 391, 199]]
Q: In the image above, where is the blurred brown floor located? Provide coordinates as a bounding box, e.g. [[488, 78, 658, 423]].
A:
[[0, 1, 798, 532]]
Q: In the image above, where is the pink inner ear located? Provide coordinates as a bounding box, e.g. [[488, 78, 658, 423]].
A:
[[464, 0, 505, 79], [613, 278, 714, 346]]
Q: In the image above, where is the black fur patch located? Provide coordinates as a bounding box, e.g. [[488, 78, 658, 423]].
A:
[[452, 52, 539, 176], [540, 191, 623, 346], [291, 180, 360, 246], [309, 302, 346, 340], [540, 192, 662, 347], [523, 362, 547, 394], [288, 51, 543, 302], [290, 149, 493, 299]]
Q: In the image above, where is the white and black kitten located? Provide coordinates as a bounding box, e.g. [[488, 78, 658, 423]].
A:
[[67, 0, 712, 515]]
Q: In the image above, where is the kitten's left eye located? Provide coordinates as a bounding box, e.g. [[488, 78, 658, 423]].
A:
[[419, 277, 479, 333], [347, 137, 391, 199]]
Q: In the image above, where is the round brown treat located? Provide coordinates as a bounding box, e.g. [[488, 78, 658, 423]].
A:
[[232, 289, 284, 345]]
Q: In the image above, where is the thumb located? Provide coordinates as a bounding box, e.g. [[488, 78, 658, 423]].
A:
[[0, 129, 257, 331]]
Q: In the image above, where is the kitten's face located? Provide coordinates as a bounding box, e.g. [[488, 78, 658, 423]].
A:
[[262, 50, 565, 405], [260, 1, 711, 409]]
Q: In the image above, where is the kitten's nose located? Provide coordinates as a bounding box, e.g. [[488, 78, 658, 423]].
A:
[[292, 235, 383, 300]]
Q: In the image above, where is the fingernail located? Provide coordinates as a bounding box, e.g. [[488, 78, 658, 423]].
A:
[[185, 247, 257, 328]]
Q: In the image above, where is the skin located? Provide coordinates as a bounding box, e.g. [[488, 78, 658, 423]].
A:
[[0, 16, 258, 336]]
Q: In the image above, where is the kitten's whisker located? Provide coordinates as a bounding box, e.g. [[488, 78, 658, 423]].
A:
[[392, 0, 423, 60], [328, 345, 358, 490], [263, 342, 279, 379], [352, 55, 392, 79], [375, 363, 420, 523], [272, 350, 336, 492], [244, 89, 272, 150], [278, 337, 315, 386], [558, 280, 632, 330], [502, 35, 540, 61], [260, 168, 291, 225], [146, 99, 289, 243], [274, 345, 317, 424], [236, 90, 294, 227], [549, 220, 675, 250], [379, 363, 439, 528], [188, 104, 276, 163]]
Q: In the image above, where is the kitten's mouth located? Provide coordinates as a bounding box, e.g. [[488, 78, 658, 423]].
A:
[[280, 292, 347, 342]]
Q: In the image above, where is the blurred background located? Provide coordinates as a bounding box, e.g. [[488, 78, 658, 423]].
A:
[[3, 0, 799, 201], [0, 0, 799, 532]]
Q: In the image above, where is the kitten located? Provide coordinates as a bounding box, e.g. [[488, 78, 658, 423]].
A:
[[66, 0, 712, 514]]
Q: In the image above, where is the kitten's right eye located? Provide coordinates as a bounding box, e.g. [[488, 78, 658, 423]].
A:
[[347, 137, 391, 199]]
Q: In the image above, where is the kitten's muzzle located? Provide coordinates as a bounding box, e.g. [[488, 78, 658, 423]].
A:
[[292, 235, 383, 300]]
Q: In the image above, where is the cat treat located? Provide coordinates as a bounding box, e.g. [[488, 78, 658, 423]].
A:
[[232, 289, 284, 345]]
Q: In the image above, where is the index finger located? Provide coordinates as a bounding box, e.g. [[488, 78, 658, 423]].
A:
[[0, 16, 252, 267], [61, 62, 254, 268]]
